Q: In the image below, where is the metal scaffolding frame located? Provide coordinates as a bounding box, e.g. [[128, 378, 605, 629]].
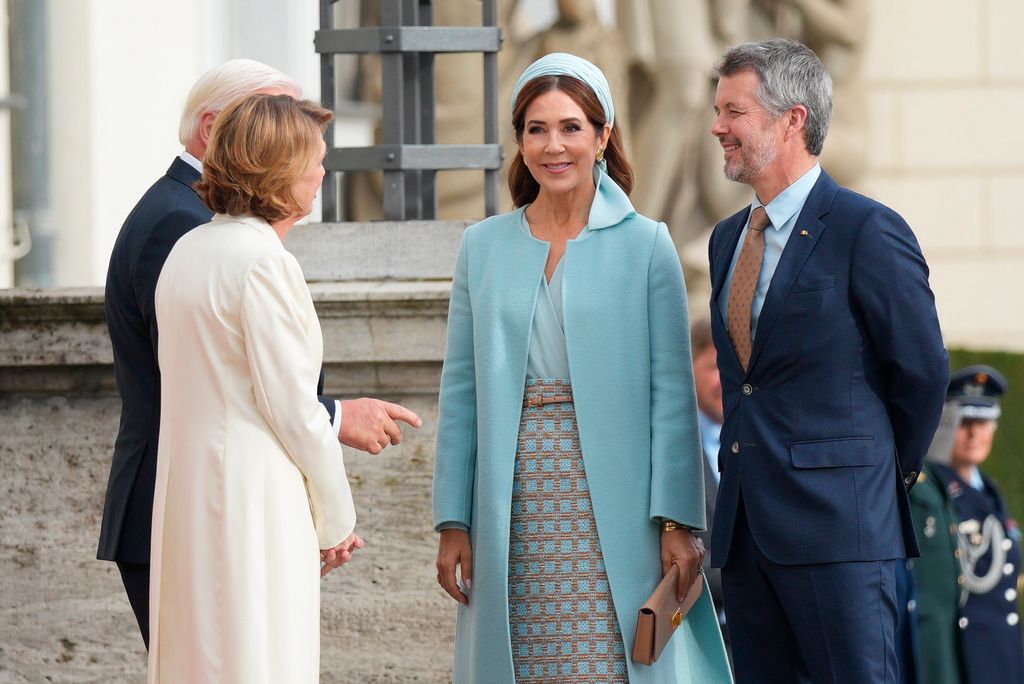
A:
[[317, 0, 502, 221]]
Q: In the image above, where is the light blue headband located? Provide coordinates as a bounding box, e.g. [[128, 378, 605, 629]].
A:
[[510, 52, 615, 129]]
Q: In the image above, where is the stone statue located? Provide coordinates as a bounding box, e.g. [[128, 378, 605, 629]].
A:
[[749, 0, 870, 186], [347, 0, 517, 221], [678, 0, 870, 310], [347, 0, 626, 222], [617, 0, 748, 249]]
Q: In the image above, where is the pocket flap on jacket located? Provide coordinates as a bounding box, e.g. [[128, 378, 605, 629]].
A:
[[790, 437, 879, 468], [791, 274, 836, 292]]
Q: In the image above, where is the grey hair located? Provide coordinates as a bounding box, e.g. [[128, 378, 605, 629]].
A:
[[178, 59, 300, 146], [714, 39, 833, 156]]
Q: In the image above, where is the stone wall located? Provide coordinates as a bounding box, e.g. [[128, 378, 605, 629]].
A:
[[0, 223, 466, 682]]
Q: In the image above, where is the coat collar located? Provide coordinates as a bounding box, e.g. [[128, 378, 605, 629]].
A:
[[586, 165, 636, 230], [521, 166, 636, 233], [210, 213, 281, 241], [166, 156, 202, 197]]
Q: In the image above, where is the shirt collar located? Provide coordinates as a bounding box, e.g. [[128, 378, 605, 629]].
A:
[[967, 466, 985, 491], [752, 162, 821, 231], [180, 150, 203, 174]]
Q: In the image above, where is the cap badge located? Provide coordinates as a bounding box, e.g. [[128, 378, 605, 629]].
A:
[[963, 382, 985, 397]]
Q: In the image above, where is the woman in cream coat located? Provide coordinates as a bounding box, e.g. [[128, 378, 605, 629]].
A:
[[433, 54, 732, 683], [149, 95, 359, 683]]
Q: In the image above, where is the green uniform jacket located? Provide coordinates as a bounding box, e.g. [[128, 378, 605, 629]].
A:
[[909, 463, 966, 684]]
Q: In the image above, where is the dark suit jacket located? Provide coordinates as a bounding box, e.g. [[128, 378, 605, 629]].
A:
[[97, 158, 336, 564], [708, 170, 948, 568]]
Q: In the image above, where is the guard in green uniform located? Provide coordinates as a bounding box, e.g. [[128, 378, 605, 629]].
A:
[[910, 365, 1023, 684]]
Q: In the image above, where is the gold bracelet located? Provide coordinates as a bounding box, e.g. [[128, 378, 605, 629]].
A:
[[661, 519, 693, 533]]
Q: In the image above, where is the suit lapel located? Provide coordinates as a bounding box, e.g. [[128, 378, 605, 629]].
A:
[[710, 212, 748, 307], [746, 172, 839, 372]]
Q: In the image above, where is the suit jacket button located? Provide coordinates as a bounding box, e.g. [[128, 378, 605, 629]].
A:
[[904, 471, 917, 485], [741, 383, 753, 395], [731, 441, 740, 454]]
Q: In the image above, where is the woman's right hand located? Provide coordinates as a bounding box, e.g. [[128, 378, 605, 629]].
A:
[[436, 528, 473, 605]]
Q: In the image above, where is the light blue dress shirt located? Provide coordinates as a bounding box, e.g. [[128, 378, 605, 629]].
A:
[[698, 410, 721, 484], [967, 466, 985, 491], [717, 163, 821, 339]]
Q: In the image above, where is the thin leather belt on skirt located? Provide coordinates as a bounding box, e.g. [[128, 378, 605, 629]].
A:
[[522, 393, 573, 408]]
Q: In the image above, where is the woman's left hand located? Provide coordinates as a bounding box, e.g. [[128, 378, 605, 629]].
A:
[[320, 532, 365, 578], [660, 528, 705, 602]]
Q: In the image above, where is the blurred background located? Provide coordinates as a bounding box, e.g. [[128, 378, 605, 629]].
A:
[[0, 1, 1020, 680], [3, 0, 1018, 498]]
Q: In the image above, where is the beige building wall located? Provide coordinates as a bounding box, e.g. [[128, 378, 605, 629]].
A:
[[47, 0, 209, 287], [859, 0, 1024, 352], [44, 0, 322, 288]]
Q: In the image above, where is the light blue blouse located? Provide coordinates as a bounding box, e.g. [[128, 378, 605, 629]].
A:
[[520, 211, 595, 380]]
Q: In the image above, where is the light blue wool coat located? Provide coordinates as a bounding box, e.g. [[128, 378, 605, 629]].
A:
[[433, 169, 733, 683]]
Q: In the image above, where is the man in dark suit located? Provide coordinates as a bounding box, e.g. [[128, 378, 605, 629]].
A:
[[706, 39, 948, 682], [97, 59, 421, 649]]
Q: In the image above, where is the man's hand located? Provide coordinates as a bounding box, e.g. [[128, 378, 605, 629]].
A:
[[661, 528, 705, 601], [320, 532, 364, 578], [436, 528, 473, 605], [338, 398, 423, 454]]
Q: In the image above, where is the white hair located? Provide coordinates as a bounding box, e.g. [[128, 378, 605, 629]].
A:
[[178, 59, 301, 146]]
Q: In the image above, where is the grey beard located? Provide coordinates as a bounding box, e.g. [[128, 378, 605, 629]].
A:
[[723, 136, 778, 184]]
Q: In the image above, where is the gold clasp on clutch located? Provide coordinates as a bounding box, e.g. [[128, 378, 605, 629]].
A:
[[671, 608, 682, 629]]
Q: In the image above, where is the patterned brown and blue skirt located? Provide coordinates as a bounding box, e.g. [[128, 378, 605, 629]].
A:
[[508, 379, 627, 683]]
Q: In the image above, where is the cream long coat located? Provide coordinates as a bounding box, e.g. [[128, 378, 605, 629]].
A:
[[148, 214, 355, 683]]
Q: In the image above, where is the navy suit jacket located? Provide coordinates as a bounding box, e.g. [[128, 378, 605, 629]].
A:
[[708, 170, 948, 568], [97, 158, 336, 564]]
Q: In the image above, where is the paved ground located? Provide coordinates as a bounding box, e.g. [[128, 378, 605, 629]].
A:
[[0, 394, 455, 683]]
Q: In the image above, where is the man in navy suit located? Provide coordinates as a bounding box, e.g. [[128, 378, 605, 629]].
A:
[[706, 39, 948, 682], [97, 59, 421, 648]]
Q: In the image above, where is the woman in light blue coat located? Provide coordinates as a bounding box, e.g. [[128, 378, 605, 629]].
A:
[[433, 54, 732, 683]]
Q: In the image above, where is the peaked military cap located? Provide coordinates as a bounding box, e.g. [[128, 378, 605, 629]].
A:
[[947, 365, 1008, 421]]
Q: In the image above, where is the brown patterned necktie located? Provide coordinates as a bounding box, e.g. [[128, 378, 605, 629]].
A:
[[727, 206, 771, 370]]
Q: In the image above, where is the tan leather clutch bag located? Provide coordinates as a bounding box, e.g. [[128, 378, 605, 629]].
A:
[[631, 565, 704, 665]]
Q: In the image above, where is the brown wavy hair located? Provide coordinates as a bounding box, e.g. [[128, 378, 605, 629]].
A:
[[508, 75, 633, 208], [196, 94, 332, 223]]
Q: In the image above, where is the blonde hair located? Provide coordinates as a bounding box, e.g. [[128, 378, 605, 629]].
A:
[[195, 94, 332, 223], [178, 59, 300, 146]]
